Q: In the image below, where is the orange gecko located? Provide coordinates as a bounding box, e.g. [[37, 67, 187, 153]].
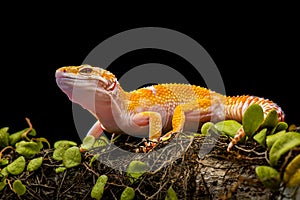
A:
[[55, 65, 285, 152]]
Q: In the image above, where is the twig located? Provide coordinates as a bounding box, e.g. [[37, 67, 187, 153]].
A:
[[234, 145, 266, 156], [22, 117, 33, 141], [56, 170, 67, 200], [0, 146, 14, 161], [109, 188, 119, 200], [280, 150, 293, 172], [82, 162, 99, 176], [29, 183, 56, 190]]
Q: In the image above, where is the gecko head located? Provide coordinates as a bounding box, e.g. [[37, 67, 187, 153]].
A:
[[55, 64, 118, 102]]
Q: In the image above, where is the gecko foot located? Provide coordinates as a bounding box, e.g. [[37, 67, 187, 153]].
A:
[[134, 139, 158, 153]]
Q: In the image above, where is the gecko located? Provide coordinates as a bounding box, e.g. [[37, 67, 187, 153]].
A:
[[55, 64, 285, 152]]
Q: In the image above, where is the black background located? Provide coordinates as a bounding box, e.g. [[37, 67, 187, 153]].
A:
[[1, 13, 298, 145]]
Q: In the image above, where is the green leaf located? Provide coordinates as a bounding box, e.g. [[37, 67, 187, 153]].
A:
[[91, 175, 108, 200], [7, 156, 26, 175], [80, 135, 96, 151], [62, 146, 82, 168], [200, 122, 215, 136], [9, 128, 27, 146], [266, 130, 286, 149], [52, 148, 65, 161], [0, 158, 9, 166], [0, 167, 9, 177], [53, 140, 77, 161], [27, 157, 43, 172], [28, 128, 36, 136], [89, 154, 100, 167], [261, 110, 278, 128], [93, 136, 110, 148], [215, 120, 242, 138], [35, 137, 51, 149], [242, 104, 264, 136], [255, 166, 280, 190], [270, 122, 289, 134], [36, 140, 44, 150], [15, 141, 42, 158], [54, 140, 77, 149], [253, 128, 267, 147], [55, 167, 67, 173], [120, 187, 135, 200], [269, 132, 300, 166], [127, 161, 148, 183], [0, 127, 9, 147], [13, 180, 26, 196], [0, 177, 6, 191], [283, 154, 300, 187], [165, 186, 178, 200]]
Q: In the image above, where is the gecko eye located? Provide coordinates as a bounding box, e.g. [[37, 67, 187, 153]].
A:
[[79, 67, 93, 75]]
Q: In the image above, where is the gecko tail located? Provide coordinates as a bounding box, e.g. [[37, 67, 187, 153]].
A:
[[225, 95, 285, 123], [226, 95, 285, 151]]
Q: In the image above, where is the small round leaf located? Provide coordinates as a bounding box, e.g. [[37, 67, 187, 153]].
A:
[[0, 178, 6, 191], [55, 167, 67, 173], [200, 122, 215, 136], [283, 154, 300, 187], [7, 156, 26, 175], [80, 135, 96, 151], [91, 175, 108, 200], [27, 157, 43, 172], [93, 136, 110, 148], [120, 187, 135, 200], [54, 140, 77, 149], [15, 141, 42, 158], [0, 127, 9, 147], [261, 110, 278, 128], [13, 180, 26, 196], [242, 104, 264, 135], [0, 167, 9, 177], [9, 129, 27, 146], [62, 146, 82, 168], [253, 128, 267, 147], [271, 122, 288, 134], [28, 128, 36, 136], [266, 130, 286, 149], [165, 186, 178, 200], [127, 161, 148, 183], [269, 132, 300, 166], [0, 158, 9, 166], [215, 120, 242, 138], [53, 140, 77, 161], [255, 166, 280, 189]]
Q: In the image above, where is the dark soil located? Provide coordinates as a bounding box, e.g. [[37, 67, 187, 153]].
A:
[[0, 132, 296, 200]]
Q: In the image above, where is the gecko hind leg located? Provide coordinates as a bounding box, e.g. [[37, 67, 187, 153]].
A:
[[160, 99, 210, 141]]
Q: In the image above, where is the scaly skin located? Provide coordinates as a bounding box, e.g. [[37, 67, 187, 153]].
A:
[[55, 64, 285, 151]]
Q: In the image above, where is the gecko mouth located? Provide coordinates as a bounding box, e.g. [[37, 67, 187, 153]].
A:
[[106, 80, 117, 91], [55, 71, 117, 92]]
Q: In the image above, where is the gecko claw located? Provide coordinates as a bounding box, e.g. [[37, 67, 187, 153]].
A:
[[141, 140, 158, 153]]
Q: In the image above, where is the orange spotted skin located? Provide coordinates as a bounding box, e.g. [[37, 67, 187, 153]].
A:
[[127, 84, 214, 119], [56, 65, 285, 150]]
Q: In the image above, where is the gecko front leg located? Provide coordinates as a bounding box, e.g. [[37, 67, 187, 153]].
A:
[[132, 111, 163, 152], [132, 111, 162, 141], [87, 120, 105, 138]]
